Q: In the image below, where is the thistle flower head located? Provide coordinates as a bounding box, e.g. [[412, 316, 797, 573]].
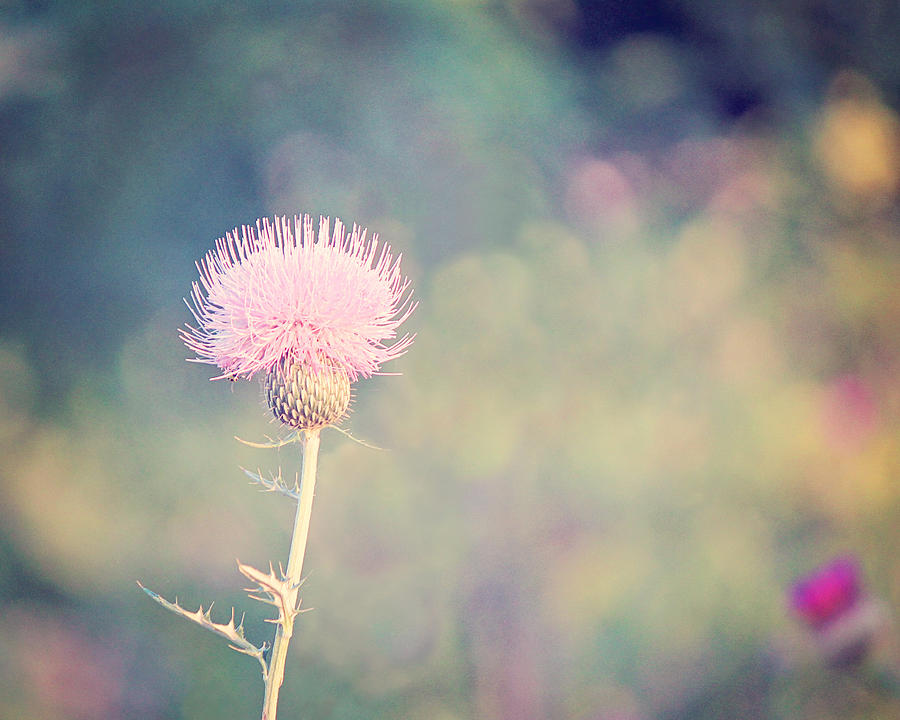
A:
[[790, 555, 861, 629], [789, 555, 887, 667], [181, 215, 415, 384]]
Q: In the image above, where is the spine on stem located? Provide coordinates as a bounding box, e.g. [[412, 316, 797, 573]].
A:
[[261, 428, 320, 720]]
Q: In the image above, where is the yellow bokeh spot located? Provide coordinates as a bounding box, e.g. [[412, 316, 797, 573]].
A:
[[815, 71, 900, 206], [543, 538, 650, 640]]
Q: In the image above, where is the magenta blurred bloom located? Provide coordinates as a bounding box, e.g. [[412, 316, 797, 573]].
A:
[[790, 556, 861, 629], [789, 556, 889, 667], [181, 215, 415, 383]]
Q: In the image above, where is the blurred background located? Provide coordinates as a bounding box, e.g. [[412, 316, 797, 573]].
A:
[[2, 1, 900, 718]]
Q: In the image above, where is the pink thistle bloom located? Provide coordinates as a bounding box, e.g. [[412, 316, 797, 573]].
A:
[[789, 555, 889, 667], [790, 555, 861, 629], [181, 215, 415, 382]]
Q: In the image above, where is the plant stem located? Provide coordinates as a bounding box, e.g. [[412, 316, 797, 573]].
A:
[[261, 427, 321, 720]]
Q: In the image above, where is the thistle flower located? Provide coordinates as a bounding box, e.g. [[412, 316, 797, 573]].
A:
[[790, 555, 861, 629], [181, 215, 415, 428], [144, 214, 416, 720], [790, 555, 887, 667]]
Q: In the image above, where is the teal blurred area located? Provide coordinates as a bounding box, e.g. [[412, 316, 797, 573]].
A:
[[2, 1, 900, 718]]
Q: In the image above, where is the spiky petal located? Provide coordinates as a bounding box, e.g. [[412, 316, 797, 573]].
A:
[[181, 215, 415, 382]]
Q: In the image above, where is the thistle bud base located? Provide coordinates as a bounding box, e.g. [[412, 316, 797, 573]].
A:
[[265, 357, 351, 430]]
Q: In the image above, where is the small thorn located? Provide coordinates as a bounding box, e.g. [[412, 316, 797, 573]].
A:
[[235, 433, 300, 449], [329, 425, 386, 450]]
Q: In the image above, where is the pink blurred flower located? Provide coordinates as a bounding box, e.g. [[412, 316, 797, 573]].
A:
[[182, 215, 415, 381], [4, 607, 125, 719], [822, 374, 878, 452], [564, 157, 637, 223], [790, 555, 887, 667], [790, 555, 861, 629]]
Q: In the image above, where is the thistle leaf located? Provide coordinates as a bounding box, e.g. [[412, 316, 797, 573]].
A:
[[242, 467, 301, 500], [236, 561, 306, 635], [137, 581, 268, 680], [234, 432, 300, 449]]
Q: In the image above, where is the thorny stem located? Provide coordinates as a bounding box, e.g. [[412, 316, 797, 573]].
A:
[[262, 428, 320, 720]]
